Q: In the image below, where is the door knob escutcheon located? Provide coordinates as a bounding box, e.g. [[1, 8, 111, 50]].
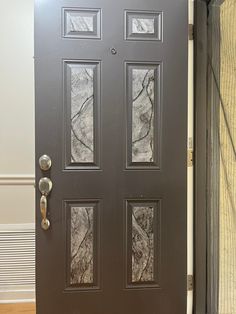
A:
[[39, 177, 52, 195]]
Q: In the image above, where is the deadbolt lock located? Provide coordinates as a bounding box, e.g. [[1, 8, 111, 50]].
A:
[[39, 154, 52, 171]]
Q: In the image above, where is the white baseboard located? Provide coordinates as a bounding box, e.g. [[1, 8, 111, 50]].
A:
[[0, 224, 35, 303], [0, 290, 35, 303]]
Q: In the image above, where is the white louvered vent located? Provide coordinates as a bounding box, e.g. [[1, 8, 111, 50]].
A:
[[0, 224, 35, 291]]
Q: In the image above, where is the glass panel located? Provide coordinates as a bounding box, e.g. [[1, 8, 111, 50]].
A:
[[132, 68, 155, 163], [132, 18, 155, 34], [71, 65, 94, 163], [67, 13, 94, 32], [125, 11, 162, 41], [70, 206, 94, 284], [63, 9, 101, 39], [132, 206, 154, 282]]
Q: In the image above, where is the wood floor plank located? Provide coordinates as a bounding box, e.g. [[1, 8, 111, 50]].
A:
[[0, 303, 36, 314]]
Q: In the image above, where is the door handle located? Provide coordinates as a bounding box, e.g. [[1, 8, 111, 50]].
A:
[[39, 177, 52, 231], [40, 195, 50, 230]]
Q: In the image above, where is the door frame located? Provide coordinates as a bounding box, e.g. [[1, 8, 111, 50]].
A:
[[194, 0, 222, 313], [194, 1, 208, 312]]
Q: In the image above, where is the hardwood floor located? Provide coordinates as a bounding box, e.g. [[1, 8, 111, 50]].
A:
[[0, 303, 35, 314]]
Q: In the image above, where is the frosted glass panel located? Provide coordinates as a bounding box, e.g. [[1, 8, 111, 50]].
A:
[[70, 206, 94, 284], [63, 8, 101, 39], [67, 14, 94, 32], [132, 18, 155, 34], [132, 206, 154, 282], [125, 10, 162, 41], [132, 68, 155, 162], [71, 65, 94, 163]]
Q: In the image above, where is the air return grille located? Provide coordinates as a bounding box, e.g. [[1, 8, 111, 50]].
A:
[[0, 225, 35, 288]]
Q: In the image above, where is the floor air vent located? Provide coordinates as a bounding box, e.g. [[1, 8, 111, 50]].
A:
[[0, 224, 35, 303]]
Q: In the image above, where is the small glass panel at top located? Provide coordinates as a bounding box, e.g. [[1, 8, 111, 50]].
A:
[[63, 8, 101, 39], [125, 10, 163, 41], [132, 18, 155, 34]]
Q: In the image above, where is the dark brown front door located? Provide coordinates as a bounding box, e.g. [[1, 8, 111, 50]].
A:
[[35, 0, 188, 313]]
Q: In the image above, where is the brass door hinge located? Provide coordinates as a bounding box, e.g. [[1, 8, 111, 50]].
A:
[[189, 24, 194, 40], [188, 149, 194, 167], [187, 275, 194, 291]]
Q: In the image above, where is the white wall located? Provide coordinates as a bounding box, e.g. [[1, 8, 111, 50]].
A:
[[0, 0, 35, 302], [0, 0, 35, 224]]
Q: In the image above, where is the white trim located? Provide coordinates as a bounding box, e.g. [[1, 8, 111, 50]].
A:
[[187, 0, 194, 313], [0, 175, 35, 186], [0, 223, 35, 232], [0, 288, 35, 293], [0, 299, 35, 304]]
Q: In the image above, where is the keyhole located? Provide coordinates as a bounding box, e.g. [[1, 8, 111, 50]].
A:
[[110, 47, 117, 55]]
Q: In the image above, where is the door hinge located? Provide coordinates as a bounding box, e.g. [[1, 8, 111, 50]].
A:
[[188, 149, 194, 167], [188, 24, 194, 40], [187, 275, 194, 291]]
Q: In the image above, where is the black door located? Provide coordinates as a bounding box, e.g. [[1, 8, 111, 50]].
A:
[[35, 0, 188, 313]]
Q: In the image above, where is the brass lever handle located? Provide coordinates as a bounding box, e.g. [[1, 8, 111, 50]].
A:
[[40, 195, 50, 230], [39, 177, 52, 231]]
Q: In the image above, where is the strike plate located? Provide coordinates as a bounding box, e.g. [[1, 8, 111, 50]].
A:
[[188, 150, 194, 167], [187, 274, 194, 291], [189, 24, 194, 40]]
